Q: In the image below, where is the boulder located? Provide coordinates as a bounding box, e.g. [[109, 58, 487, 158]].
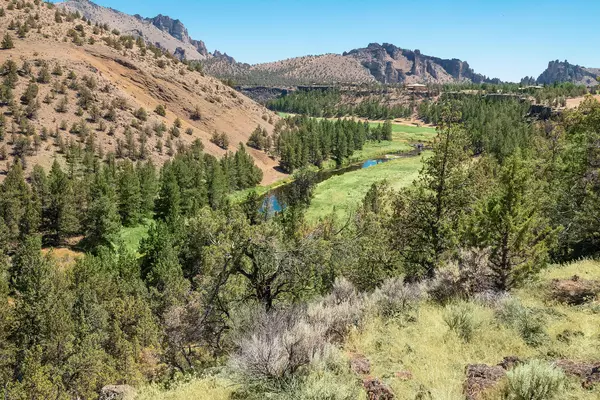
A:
[[550, 276, 600, 305], [99, 385, 136, 400], [464, 364, 506, 400], [362, 377, 394, 400], [349, 353, 371, 375]]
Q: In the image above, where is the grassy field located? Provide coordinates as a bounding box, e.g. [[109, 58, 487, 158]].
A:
[[113, 219, 153, 254], [350, 124, 436, 162], [305, 153, 427, 222], [347, 259, 600, 400]]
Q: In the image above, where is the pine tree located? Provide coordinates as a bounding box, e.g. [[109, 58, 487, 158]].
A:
[[117, 160, 141, 226], [0, 161, 31, 241], [137, 160, 158, 218], [390, 113, 473, 279], [85, 169, 121, 247], [208, 161, 227, 210], [47, 160, 79, 244], [155, 164, 181, 221], [1, 33, 14, 49]]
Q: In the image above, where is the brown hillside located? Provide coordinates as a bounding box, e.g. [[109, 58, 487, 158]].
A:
[[0, 1, 284, 184]]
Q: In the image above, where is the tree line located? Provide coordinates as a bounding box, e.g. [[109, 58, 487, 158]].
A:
[[247, 116, 393, 172], [267, 89, 412, 120]]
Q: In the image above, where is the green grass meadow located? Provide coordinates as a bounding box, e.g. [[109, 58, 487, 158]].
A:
[[305, 153, 428, 222]]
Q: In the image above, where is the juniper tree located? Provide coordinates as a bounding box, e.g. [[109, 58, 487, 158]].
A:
[[466, 154, 557, 291], [390, 111, 473, 279]]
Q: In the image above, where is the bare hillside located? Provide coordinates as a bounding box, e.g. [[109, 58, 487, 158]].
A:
[[0, 2, 283, 184]]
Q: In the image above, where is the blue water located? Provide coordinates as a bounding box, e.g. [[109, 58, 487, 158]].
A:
[[260, 194, 283, 215], [362, 159, 385, 168]]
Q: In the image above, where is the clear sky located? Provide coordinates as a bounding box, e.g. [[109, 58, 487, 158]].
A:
[[58, 0, 600, 82]]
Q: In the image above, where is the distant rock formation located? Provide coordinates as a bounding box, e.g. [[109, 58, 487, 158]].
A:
[[535, 60, 600, 86], [138, 14, 208, 57], [344, 43, 499, 84]]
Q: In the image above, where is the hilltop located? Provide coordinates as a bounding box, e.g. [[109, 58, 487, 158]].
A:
[[204, 42, 501, 86], [0, 1, 282, 183]]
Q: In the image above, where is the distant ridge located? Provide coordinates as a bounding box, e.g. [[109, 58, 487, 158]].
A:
[[204, 42, 501, 86]]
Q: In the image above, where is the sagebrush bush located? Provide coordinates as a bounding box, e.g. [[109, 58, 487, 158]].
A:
[[443, 302, 480, 342], [370, 276, 423, 319], [504, 360, 565, 400], [495, 299, 548, 347], [230, 307, 330, 381], [428, 248, 494, 304]]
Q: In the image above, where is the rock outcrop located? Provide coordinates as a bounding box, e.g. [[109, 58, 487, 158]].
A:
[[536, 60, 600, 86], [344, 43, 499, 85], [139, 14, 209, 57]]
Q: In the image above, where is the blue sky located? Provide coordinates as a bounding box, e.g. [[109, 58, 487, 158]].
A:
[[59, 0, 599, 82]]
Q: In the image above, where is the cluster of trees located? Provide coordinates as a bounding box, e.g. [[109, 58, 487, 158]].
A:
[[267, 89, 412, 120], [262, 116, 392, 172], [418, 96, 532, 160], [0, 140, 262, 248]]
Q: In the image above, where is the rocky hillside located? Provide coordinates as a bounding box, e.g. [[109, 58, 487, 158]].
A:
[[204, 43, 499, 86], [59, 0, 209, 61], [534, 60, 600, 86], [0, 2, 282, 183]]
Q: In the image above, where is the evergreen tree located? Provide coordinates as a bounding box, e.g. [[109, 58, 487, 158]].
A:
[[117, 160, 141, 226], [467, 154, 557, 290], [47, 160, 79, 244], [390, 113, 472, 278], [155, 164, 181, 221], [0, 161, 31, 241], [208, 161, 227, 210], [137, 160, 158, 218], [1, 33, 14, 49], [85, 169, 121, 247]]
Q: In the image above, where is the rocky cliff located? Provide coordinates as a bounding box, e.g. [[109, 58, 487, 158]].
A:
[[536, 60, 600, 86], [343, 43, 498, 84], [138, 14, 208, 57]]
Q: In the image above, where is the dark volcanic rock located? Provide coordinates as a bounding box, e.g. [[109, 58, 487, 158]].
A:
[[349, 353, 371, 375], [362, 377, 394, 400], [550, 276, 600, 305]]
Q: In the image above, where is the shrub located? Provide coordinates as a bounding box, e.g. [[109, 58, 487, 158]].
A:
[[370, 277, 423, 319], [428, 248, 494, 304], [504, 360, 565, 400], [134, 107, 147, 121], [231, 307, 330, 381], [495, 299, 548, 347], [443, 302, 480, 342], [154, 104, 166, 116]]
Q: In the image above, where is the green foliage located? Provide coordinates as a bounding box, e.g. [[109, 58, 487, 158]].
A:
[[443, 302, 480, 342], [465, 154, 557, 290], [504, 360, 566, 400], [1, 33, 14, 49], [390, 115, 472, 279], [495, 299, 548, 347], [268, 89, 411, 119]]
